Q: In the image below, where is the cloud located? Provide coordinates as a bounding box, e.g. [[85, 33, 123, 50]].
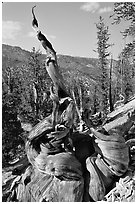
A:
[[80, 3, 113, 14], [27, 31, 36, 38], [98, 7, 113, 14], [80, 2, 100, 13], [2, 21, 21, 40]]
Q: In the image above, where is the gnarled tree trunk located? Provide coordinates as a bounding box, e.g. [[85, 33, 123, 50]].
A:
[[2, 6, 84, 202], [2, 6, 135, 203]]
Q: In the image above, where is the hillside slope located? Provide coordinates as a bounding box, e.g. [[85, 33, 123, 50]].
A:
[[2, 44, 118, 97], [2, 44, 99, 76], [2, 44, 116, 82]]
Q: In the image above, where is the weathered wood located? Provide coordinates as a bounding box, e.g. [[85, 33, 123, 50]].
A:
[[9, 168, 84, 202], [85, 99, 135, 201], [103, 98, 135, 134], [3, 97, 135, 202], [32, 6, 68, 99], [72, 90, 81, 121], [86, 130, 130, 200], [2, 7, 86, 202], [72, 90, 85, 132], [86, 156, 106, 201], [3, 6, 135, 203]]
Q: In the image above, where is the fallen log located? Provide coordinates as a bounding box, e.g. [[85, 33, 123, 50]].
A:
[[103, 98, 135, 135]]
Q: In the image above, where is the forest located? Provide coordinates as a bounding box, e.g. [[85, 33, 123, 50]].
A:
[[2, 2, 135, 202]]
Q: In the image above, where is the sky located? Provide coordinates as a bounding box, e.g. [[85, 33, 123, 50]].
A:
[[2, 1, 132, 60]]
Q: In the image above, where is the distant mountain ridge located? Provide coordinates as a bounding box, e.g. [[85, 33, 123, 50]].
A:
[[2, 44, 117, 95], [2, 44, 99, 72]]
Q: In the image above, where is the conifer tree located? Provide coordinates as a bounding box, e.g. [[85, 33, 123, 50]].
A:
[[111, 2, 135, 68], [28, 47, 52, 121], [109, 55, 114, 112], [96, 16, 111, 115], [2, 93, 23, 165], [111, 2, 135, 101], [92, 85, 99, 114]]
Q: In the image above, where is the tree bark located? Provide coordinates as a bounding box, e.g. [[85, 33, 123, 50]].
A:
[[32, 8, 68, 99], [109, 55, 114, 112], [103, 97, 135, 134]]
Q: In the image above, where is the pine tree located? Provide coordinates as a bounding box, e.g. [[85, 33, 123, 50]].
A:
[[110, 2, 135, 103], [109, 55, 114, 112], [111, 2, 135, 66], [111, 2, 135, 38], [28, 47, 52, 121], [113, 56, 122, 102], [92, 85, 99, 114], [2, 93, 23, 165], [121, 52, 134, 102], [96, 16, 111, 115]]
